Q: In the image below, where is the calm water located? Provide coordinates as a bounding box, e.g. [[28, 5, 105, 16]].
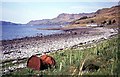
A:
[[1, 25, 62, 40]]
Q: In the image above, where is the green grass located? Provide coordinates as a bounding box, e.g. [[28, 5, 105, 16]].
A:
[[2, 35, 120, 76]]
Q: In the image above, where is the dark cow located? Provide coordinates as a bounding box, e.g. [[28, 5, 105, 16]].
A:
[[27, 53, 56, 71], [40, 53, 56, 69]]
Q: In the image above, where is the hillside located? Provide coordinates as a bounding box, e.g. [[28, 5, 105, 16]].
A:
[[70, 5, 120, 26], [1, 5, 119, 26], [27, 13, 94, 25], [0, 21, 21, 25], [27, 5, 119, 26]]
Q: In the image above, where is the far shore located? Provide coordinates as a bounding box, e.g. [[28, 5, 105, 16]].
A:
[[37, 26, 90, 31]]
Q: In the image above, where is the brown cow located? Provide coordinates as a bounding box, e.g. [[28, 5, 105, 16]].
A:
[[27, 53, 56, 71], [27, 55, 42, 70], [40, 53, 56, 69]]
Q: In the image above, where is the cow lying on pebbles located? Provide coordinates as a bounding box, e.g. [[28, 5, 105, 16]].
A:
[[27, 53, 56, 71]]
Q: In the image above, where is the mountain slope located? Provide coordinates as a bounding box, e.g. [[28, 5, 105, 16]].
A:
[[70, 5, 120, 26], [27, 13, 94, 25], [27, 5, 119, 26]]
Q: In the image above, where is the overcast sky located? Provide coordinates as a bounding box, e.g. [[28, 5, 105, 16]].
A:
[[1, 0, 119, 24]]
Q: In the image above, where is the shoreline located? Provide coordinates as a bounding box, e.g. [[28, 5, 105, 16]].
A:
[[2, 27, 118, 61], [1, 27, 118, 74]]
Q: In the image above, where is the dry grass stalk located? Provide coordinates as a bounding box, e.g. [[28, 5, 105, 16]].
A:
[[78, 54, 88, 75], [59, 62, 62, 71], [72, 68, 77, 75], [70, 52, 72, 65]]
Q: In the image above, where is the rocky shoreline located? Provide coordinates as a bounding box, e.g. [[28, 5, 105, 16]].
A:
[[1, 27, 118, 61], [1, 27, 118, 74]]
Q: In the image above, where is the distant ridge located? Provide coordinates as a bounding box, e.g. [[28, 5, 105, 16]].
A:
[[1, 5, 119, 26], [27, 5, 120, 26], [27, 13, 95, 25], [0, 21, 21, 25], [70, 5, 120, 25]]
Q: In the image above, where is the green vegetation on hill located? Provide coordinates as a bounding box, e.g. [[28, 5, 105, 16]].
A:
[[2, 35, 120, 76], [69, 5, 120, 27]]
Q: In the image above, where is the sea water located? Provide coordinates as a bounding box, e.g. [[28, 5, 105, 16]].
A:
[[1, 24, 62, 40]]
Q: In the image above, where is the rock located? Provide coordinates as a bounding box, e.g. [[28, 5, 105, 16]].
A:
[[82, 63, 99, 72], [82, 59, 100, 72]]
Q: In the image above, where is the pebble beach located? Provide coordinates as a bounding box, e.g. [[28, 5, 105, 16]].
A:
[[1, 27, 118, 74], [1, 27, 118, 61]]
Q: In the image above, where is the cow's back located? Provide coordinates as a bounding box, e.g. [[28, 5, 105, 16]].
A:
[[27, 55, 41, 70]]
